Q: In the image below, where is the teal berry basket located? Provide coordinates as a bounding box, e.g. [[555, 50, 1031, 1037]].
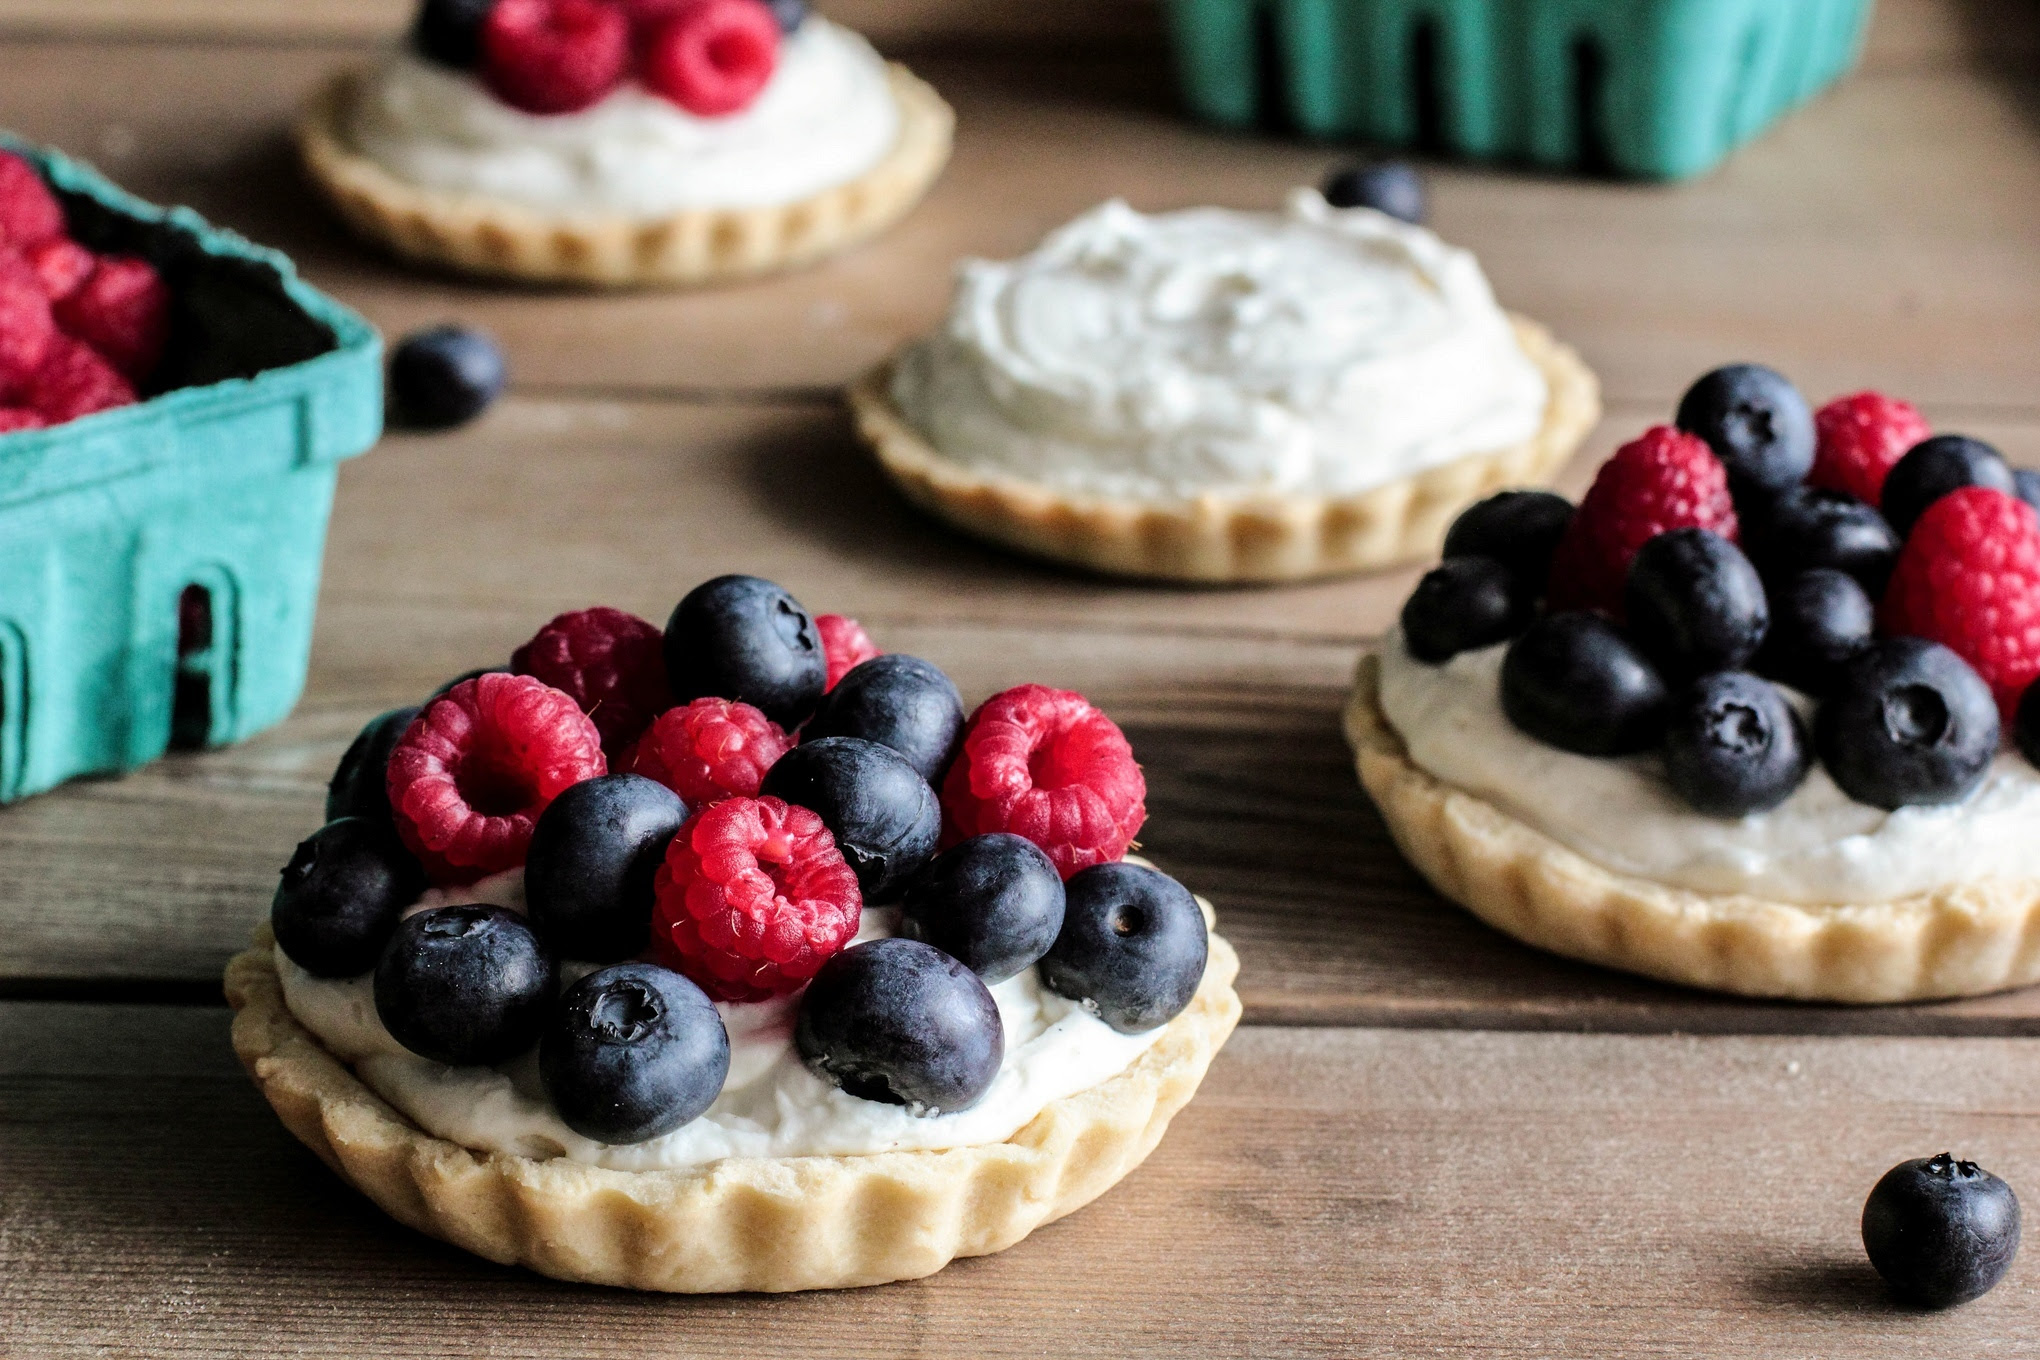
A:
[[1162, 0, 1877, 179], [0, 136, 382, 804]]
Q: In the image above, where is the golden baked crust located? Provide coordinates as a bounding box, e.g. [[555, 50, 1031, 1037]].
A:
[[848, 317, 1599, 584], [298, 63, 953, 287], [1344, 650, 2040, 1003], [224, 920, 1241, 1292]]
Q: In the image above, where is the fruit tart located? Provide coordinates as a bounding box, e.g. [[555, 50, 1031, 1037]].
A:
[[225, 578, 1240, 1291], [298, 0, 953, 285], [1347, 364, 2040, 1003]]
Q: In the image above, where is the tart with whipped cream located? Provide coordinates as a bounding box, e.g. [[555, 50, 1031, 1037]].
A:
[[850, 189, 1599, 582], [226, 578, 1239, 1291], [299, 0, 952, 285], [1347, 365, 2040, 1003]]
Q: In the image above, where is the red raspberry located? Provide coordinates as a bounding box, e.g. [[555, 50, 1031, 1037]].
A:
[[0, 406, 44, 433], [642, 0, 780, 117], [1880, 486, 2040, 724], [649, 795, 861, 1002], [54, 255, 170, 382], [1546, 425, 1739, 616], [23, 334, 134, 423], [386, 672, 607, 885], [483, 0, 631, 115], [1809, 391, 1931, 507], [0, 152, 64, 250], [510, 606, 669, 755], [0, 248, 56, 394], [26, 238, 95, 302], [622, 696, 792, 807], [816, 613, 880, 691], [939, 684, 1146, 879]]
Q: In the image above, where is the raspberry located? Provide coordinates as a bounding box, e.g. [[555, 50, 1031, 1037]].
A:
[[1809, 391, 1931, 507], [622, 696, 792, 807], [0, 406, 43, 433], [1546, 425, 1739, 616], [642, 0, 780, 117], [649, 795, 861, 1001], [816, 613, 880, 691], [1880, 486, 2040, 724], [510, 606, 669, 755], [0, 248, 56, 394], [939, 684, 1146, 879], [54, 255, 170, 382], [23, 333, 134, 423], [386, 672, 607, 884], [26, 238, 94, 302], [0, 152, 63, 250], [483, 0, 631, 115]]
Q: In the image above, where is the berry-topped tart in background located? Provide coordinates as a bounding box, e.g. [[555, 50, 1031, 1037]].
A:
[[297, 0, 952, 285], [224, 576, 1240, 1292], [1346, 363, 2040, 1003]]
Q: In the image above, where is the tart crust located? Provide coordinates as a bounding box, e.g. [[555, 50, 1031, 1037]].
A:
[[848, 316, 1600, 583], [1344, 650, 2040, 1003], [297, 63, 953, 287], [224, 919, 1241, 1292]]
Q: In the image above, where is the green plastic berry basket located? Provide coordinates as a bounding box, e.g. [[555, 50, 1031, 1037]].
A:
[[1162, 0, 1876, 179], [0, 135, 382, 804]]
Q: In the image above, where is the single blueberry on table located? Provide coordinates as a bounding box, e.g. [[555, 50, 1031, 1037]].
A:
[[272, 817, 426, 978], [1863, 1153, 2021, 1308], [1814, 638, 2000, 810], [1320, 160, 1426, 224], [1674, 364, 1816, 495], [802, 653, 965, 785], [1752, 568, 1875, 697], [1623, 528, 1769, 679], [899, 833, 1066, 983], [389, 324, 507, 430], [796, 937, 1004, 1114], [326, 705, 421, 824], [540, 962, 730, 1144], [1746, 485, 1900, 593], [1880, 435, 2014, 539], [374, 904, 558, 1067], [664, 574, 826, 728], [1442, 489, 1573, 594], [413, 0, 498, 69], [760, 737, 941, 902], [1041, 861, 1208, 1035], [1661, 672, 1810, 817], [1500, 613, 1669, 756], [525, 774, 687, 963], [1400, 556, 1535, 664]]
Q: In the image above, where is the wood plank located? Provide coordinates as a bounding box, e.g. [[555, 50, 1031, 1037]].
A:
[[6, 1003, 2040, 1356]]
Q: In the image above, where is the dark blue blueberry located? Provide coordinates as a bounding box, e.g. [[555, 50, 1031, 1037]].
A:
[[1747, 485, 1900, 593], [525, 774, 687, 963], [1864, 1154, 2021, 1308], [2015, 467, 2040, 518], [764, 0, 807, 31], [1320, 161, 1425, 224], [1753, 569, 1875, 697], [389, 325, 507, 430], [1500, 613, 1669, 756], [1400, 556, 1535, 664], [272, 817, 426, 978], [413, 0, 497, 68], [374, 904, 557, 1067], [1041, 862, 1207, 1035], [326, 706, 420, 824], [802, 653, 965, 785], [1442, 489, 1574, 594], [760, 737, 939, 902], [664, 575, 826, 728], [428, 666, 510, 702], [1674, 364, 1815, 495], [899, 833, 1065, 983], [1661, 673, 1809, 816], [1624, 528, 1769, 678], [796, 937, 1003, 1113], [1815, 638, 1999, 810], [1881, 435, 2015, 539], [2019, 682, 2040, 770], [540, 962, 729, 1144]]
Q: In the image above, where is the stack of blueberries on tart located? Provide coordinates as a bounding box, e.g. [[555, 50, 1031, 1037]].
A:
[[1350, 364, 2040, 1003], [226, 574, 1239, 1292]]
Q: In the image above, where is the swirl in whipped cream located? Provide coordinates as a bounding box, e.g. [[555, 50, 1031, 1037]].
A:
[[889, 191, 1550, 501]]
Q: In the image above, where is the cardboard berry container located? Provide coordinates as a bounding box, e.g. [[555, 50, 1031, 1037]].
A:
[[0, 137, 381, 804], [1162, 0, 1876, 179]]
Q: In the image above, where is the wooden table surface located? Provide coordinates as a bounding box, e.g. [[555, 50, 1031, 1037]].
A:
[[4, 1, 2040, 1353]]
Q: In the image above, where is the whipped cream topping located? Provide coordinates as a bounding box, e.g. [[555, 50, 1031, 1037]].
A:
[[888, 191, 1550, 502], [345, 18, 901, 214], [278, 869, 1169, 1171], [1375, 635, 2040, 905]]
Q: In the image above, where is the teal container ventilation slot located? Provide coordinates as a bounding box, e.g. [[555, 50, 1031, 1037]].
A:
[[1163, 0, 1876, 179], [0, 136, 382, 803]]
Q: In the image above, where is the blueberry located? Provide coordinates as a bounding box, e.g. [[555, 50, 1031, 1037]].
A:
[[1321, 160, 1425, 224], [2020, 682, 2040, 769], [525, 774, 686, 963], [1041, 862, 1208, 1035], [389, 325, 506, 431], [1747, 485, 1900, 592], [1660, 673, 1810, 816], [1442, 490, 1574, 593], [413, 0, 497, 68], [796, 937, 1003, 1113], [899, 833, 1066, 983], [801, 654, 965, 785], [272, 818, 426, 978], [764, 0, 807, 31], [1500, 613, 1670, 756], [326, 706, 420, 824], [664, 575, 826, 728], [760, 737, 940, 902], [1674, 364, 1815, 495], [1624, 528, 1769, 678], [1815, 638, 2000, 810], [540, 962, 729, 1144], [1881, 435, 2015, 539], [1863, 1154, 2021, 1308], [374, 904, 557, 1067], [1400, 557, 1535, 664], [2015, 467, 2040, 518], [1753, 569, 1875, 697]]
